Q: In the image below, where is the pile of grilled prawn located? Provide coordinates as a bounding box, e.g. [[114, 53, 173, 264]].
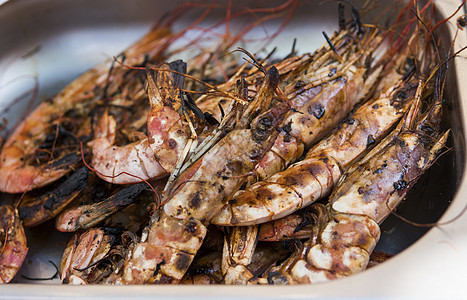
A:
[[0, 0, 457, 285]]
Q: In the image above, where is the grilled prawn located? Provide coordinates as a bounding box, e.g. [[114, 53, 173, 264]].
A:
[[0, 205, 28, 283], [0, 23, 174, 194], [265, 78, 449, 284]]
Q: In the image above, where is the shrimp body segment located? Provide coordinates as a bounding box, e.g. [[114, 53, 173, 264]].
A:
[[18, 166, 90, 227], [146, 61, 190, 173]]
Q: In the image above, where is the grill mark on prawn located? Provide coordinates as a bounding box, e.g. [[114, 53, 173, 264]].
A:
[[272, 171, 322, 209]]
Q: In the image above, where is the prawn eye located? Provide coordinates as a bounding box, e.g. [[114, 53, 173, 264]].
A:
[[259, 117, 272, 128], [267, 66, 280, 88], [457, 15, 467, 29]]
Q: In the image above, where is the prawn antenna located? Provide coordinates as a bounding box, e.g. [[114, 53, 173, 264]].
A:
[[322, 31, 338, 54], [351, 6, 362, 34], [338, 2, 346, 30], [235, 47, 267, 74], [322, 31, 342, 62], [218, 103, 225, 120]]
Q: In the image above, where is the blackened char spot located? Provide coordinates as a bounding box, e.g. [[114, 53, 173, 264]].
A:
[[282, 121, 293, 143], [153, 260, 165, 277], [155, 274, 174, 284], [175, 253, 192, 272], [47, 152, 81, 169], [190, 191, 202, 209], [282, 121, 292, 133], [393, 179, 407, 190], [267, 271, 290, 285], [308, 103, 325, 119], [185, 221, 197, 233], [294, 80, 304, 89], [168, 138, 177, 149], [259, 117, 272, 129]]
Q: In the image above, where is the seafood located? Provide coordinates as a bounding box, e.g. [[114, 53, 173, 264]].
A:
[[59, 228, 143, 284], [180, 251, 223, 284], [264, 78, 449, 284], [55, 177, 166, 232], [122, 65, 291, 284], [258, 206, 316, 242], [213, 75, 421, 226], [0, 0, 460, 288], [241, 9, 388, 184], [55, 183, 148, 232], [88, 60, 190, 184], [59, 187, 154, 284], [60, 228, 112, 284], [18, 167, 90, 227], [0, 24, 174, 194], [0, 205, 28, 283], [87, 1, 303, 186], [180, 241, 290, 285], [222, 225, 258, 284]]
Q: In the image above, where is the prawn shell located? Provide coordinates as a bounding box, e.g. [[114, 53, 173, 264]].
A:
[[123, 214, 206, 284], [164, 129, 271, 222], [19, 166, 90, 227], [214, 156, 341, 225], [307, 244, 369, 275], [258, 213, 313, 241], [213, 79, 418, 226], [0, 205, 28, 283], [148, 107, 189, 173], [60, 228, 112, 283], [88, 112, 167, 184], [272, 261, 342, 284], [0, 25, 172, 193], [331, 132, 439, 223]]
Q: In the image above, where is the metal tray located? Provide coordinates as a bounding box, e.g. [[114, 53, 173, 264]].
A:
[[0, 0, 466, 298]]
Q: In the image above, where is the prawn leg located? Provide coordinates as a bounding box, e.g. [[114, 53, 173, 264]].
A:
[[222, 225, 258, 285]]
